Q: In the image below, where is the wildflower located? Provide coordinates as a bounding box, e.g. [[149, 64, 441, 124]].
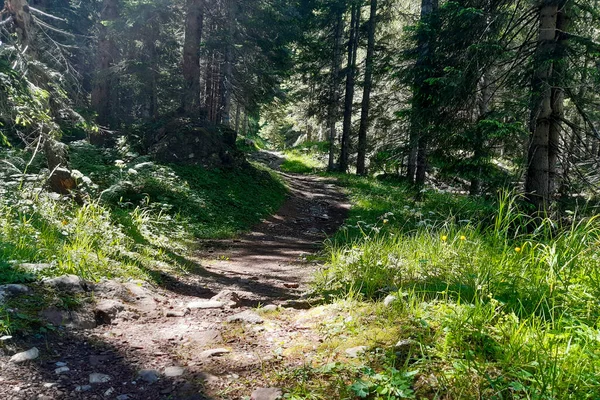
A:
[[383, 219, 389, 224], [61, 220, 68, 225], [515, 247, 521, 253], [460, 235, 466, 241], [441, 235, 448, 241]]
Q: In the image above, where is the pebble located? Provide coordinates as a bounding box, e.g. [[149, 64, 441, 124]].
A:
[[89, 373, 111, 384], [55, 366, 70, 374], [165, 310, 188, 317], [10, 347, 39, 363], [116, 395, 130, 400], [164, 366, 185, 377], [0, 335, 13, 341], [138, 369, 160, 384], [383, 295, 397, 306], [187, 300, 225, 309], [199, 348, 231, 358], [251, 387, 283, 400], [261, 305, 278, 312], [43, 383, 58, 388], [345, 346, 368, 358], [75, 385, 91, 392], [55, 362, 67, 367], [104, 387, 115, 396], [226, 310, 264, 324]]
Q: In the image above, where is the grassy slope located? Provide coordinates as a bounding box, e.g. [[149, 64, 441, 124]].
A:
[[0, 144, 287, 287], [269, 150, 600, 399]]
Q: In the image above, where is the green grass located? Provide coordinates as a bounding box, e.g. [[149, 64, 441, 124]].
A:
[[281, 148, 326, 174], [291, 176, 600, 399], [0, 146, 287, 283]]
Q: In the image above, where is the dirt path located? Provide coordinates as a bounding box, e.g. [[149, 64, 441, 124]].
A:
[[0, 157, 349, 400]]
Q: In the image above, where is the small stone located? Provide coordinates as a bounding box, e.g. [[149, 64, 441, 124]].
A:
[[283, 282, 300, 288], [89, 373, 111, 384], [19, 263, 53, 273], [37, 395, 53, 400], [116, 395, 130, 400], [261, 305, 278, 312], [55, 366, 70, 374], [187, 300, 225, 309], [164, 366, 185, 377], [210, 290, 243, 308], [251, 387, 283, 400], [345, 346, 368, 358], [43, 275, 86, 292], [104, 387, 115, 396], [138, 369, 160, 384], [10, 347, 39, 363], [55, 362, 67, 367], [199, 348, 231, 358], [227, 310, 263, 324], [0, 335, 12, 341], [383, 295, 397, 306], [165, 310, 188, 317], [94, 299, 125, 325], [0, 284, 30, 295], [43, 383, 58, 388], [75, 385, 91, 392]]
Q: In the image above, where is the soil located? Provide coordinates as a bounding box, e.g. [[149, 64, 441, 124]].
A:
[[0, 154, 350, 400]]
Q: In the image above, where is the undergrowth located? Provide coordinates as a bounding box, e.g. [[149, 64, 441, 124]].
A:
[[291, 175, 600, 399], [0, 143, 287, 285]]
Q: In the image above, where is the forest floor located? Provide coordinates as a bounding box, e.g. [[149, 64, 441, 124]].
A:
[[0, 152, 351, 400]]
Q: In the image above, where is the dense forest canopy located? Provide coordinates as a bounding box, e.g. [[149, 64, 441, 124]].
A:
[[1, 0, 599, 212]]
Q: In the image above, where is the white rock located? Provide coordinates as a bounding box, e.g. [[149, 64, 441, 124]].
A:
[[89, 373, 111, 384], [10, 347, 39, 363], [55, 366, 70, 374], [227, 310, 263, 324], [164, 366, 185, 377], [251, 387, 283, 400], [199, 348, 231, 358], [345, 346, 368, 358], [187, 300, 225, 309], [383, 295, 397, 306]]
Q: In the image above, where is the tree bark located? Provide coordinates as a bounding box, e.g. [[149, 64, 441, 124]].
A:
[[327, 8, 344, 171], [407, 0, 438, 185], [6, 0, 33, 47], [356, 0, 377, 176], [525, 1, 566, 211], [339, 3, 360, 173], [182, 0, 204, 116], [91, 0, 119, 136]]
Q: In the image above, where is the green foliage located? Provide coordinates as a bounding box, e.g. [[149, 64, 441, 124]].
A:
[[313, 176, 600, 399], [0, 145, 287, 284]]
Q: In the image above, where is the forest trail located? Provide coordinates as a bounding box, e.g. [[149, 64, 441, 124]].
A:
[[1, 155, 350, 400]]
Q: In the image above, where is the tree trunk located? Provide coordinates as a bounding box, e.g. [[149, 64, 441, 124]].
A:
[[218, 0, 234, 126], [143, 16, 159, 120], [548, 3, 569, 200], [339, 3, 360, 173], [6, 0, 33, 47], [327, 8, 344, 171], [91, 0, 119, 137], [470, 72, 493, 195], [525, 1, 565, 211], [407, 0, 438, 184], [182, 0, 204, 116], [356, 0, 377, 176]]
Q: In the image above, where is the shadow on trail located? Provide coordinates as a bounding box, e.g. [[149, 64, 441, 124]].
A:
[[2, 330, 212, 400]]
